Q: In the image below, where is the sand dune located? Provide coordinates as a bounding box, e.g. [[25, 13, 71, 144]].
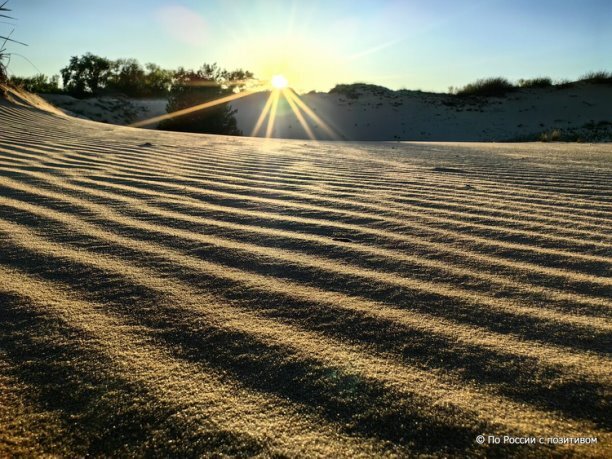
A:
[[1, 88, 611, 457], [232, 83, 612, 141], [41, 82, 612, 141]]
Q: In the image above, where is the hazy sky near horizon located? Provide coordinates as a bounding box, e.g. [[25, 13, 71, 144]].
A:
[[5, 0, 612, 92]]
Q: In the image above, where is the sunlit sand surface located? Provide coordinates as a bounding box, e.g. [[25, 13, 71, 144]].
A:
[[0, 90, 610, 457]]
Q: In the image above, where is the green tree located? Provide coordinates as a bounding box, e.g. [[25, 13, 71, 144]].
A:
[[143, 63, 174, 97], [108, 58, 146, 96], [159, 63, 253, 135], [10, 73, 60, 93], [60, 53, 112, 96]]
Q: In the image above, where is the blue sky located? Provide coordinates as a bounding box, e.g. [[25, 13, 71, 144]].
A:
[[4, 0, 611, 92]]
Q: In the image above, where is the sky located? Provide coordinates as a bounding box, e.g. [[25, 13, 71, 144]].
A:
[[4, 0, 612, 92]]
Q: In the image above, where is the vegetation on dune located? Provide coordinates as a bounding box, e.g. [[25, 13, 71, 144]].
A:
[[9, 46, 612, 105], [455, 77, 516, 97], [334, 72, 611, 100], [59, 53, 176, 98], [539, 129, 561, 142], [330, 83, 393, 99], [10, 73, 61, 94], [579, 70, 612, 85], [0, 0, 26, 84], [451, 72, 612, 97], [518, 77, 553, 88], [11, 52, 255, 135], [158, 63, 253, 136], [534, 121, 612, 143]]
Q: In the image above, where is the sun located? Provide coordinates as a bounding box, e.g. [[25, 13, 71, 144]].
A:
[[271, 74, 289, 89]]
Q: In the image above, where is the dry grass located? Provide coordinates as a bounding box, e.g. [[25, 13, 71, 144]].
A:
[[0, 95, 611, 457]]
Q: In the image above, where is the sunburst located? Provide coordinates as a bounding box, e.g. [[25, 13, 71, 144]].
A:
[[131, 74, 338, 141]]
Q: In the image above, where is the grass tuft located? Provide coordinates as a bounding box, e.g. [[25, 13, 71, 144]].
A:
[[539, 129, 561, 142], [579, 70, 612, 85], [518, 77, 553, 88], [456, 77, 516, 97]]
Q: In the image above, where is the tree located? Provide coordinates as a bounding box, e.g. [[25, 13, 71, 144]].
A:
[[108, 58, 146, 96], [60, 53, 112, 96], [143, 63, 174, 97], [10, 74, 60, 93], [159, 63, 253, 135]]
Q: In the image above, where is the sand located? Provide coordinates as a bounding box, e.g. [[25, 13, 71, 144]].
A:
[[42, 93, 167, 127], [1, 85, 611, 457], [40, 82, 612, 141], [231, 83, 612, 141]]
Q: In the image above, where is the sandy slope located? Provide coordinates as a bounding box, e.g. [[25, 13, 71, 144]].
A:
[[231, 83, 612, 141], [42, 93, 167, 127], [41, 83, 612, 141], [0, 89, 611, 457]]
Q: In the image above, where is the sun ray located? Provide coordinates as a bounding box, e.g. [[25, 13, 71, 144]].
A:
[[130, 77, 339, 142], [265, 90, 280, 138], [282, 88, 316, 140], [284, 89, 339, 140], [129, 89, 256, 128], [251, 91, 276, 137]]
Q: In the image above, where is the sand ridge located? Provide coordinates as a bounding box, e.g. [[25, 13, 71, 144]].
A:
[[0, 94, 611, 457]]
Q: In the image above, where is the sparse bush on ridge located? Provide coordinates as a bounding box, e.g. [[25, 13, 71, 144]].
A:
[[330, 83, 393, 99], [10, 73, 61, 93], [554, 79, 575, 89], [579, 70, 612, 85], [518, 77, 553, 88], [539, 129, 561, 142], [455, 77, 516, 97], [452, 71, 611, 96], [528, 121, 612, 143]]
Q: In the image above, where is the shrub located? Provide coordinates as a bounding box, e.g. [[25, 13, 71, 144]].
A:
[[554, 79, 575, 89], [579, 70, 612, 85], [456, 77, 516, 97], [330, 83, 393, 99], [10, 74, 61, 93], [158, 63, 253, 135], [539, 129, 561, 142], [518, 77, 553, 88]]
